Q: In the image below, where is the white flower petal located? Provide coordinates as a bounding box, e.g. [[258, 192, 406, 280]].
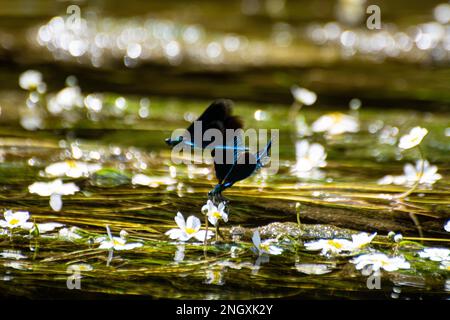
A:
[[174, 212, 186, 229], [403, 163, 416, 178], [58, 182, 79, 195], [207, 214, 218, 226], [59, 227, 83, 240], [50, 194, 63, 211], [445, 220, 450, 233], [377, 175, 394, 185], [399, 127, 428, 149], [291, 85, 317, 105], [221, 211, 228, 223], [165, 228, 183, 240], [252, 230, 261, 248], [19, 70, 42, 90], [186, 215, 201, 231], [194, 230, 214, 242], [98, 241, 114, 249], [268, 245, 283, 255], [36, 222, 64, 233]]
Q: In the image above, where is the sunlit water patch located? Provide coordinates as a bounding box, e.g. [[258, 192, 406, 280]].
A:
[[0, 82, 449, 299]]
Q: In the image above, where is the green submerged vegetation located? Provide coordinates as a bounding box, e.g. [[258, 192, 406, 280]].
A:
[[0, 0, 448, 299], [0, 83, 448, 299]]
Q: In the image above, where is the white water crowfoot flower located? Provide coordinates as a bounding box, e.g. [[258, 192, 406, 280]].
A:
[[418, 248, 450, 262], [27, 222, 64, 234], [252, 230, 283, 255], [19, 70, 43, 90], [305, 232, 376, 255], [291, 85, 317, 106], [398, 126, 428, 150], [304, 238, 354, 255], [45, 160, 101, 178], [394, 127, 429, 200], [28, 179, 79, 196], [312, 112, 359, 135], [28, 179, 80, 211], [165, 212, 214, 242], [201, 200, 228, 226], [0, 210, 63, 233], [403, 160, 441, 185], [378, 160, 442, 186], [98, 226, 143, 250], [67, 263, 94, 272], [351, 253, 411, 275], [292, 140, 327, 175], [0, 211, 30, 229]]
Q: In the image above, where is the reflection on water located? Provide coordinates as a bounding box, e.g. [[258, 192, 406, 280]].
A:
[[28, 2, 450, 68], [0, 0, 448, 300]]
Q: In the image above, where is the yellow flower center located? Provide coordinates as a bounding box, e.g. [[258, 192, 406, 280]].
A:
[[330, 112, 344, 123], [212, 211, 221, 219], [327, 240, 343, 249], [113, 239, 124, 246], [260, 243, 270, 252], [67, 160, 77, 168], [9, 218, 20, 226], [185, 227, 196, 235]]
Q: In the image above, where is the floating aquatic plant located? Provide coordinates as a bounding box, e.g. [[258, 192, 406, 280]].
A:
[[395, 126, 429, 199], [0, 210, 63, 234], [291, 85, 317, 106], [202, 200, 228, 226], [28, 179, 80, 211], [311, 112, 359, 135], [45, 160, 101, 178], [304, 232, 376, 256], [165, 212, 214, 242], [0, 210, 31, 230], [378, 160, 442, 186], [252, 230, 283, 255], [351, 253, 411, 275], [0, 77, 448, 299], [398, 127, 428, 150], [418, 248, 450, 262], [304, 238, 354, 255], [98, 225, 143, 251], [19, 70, 43, 91]]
